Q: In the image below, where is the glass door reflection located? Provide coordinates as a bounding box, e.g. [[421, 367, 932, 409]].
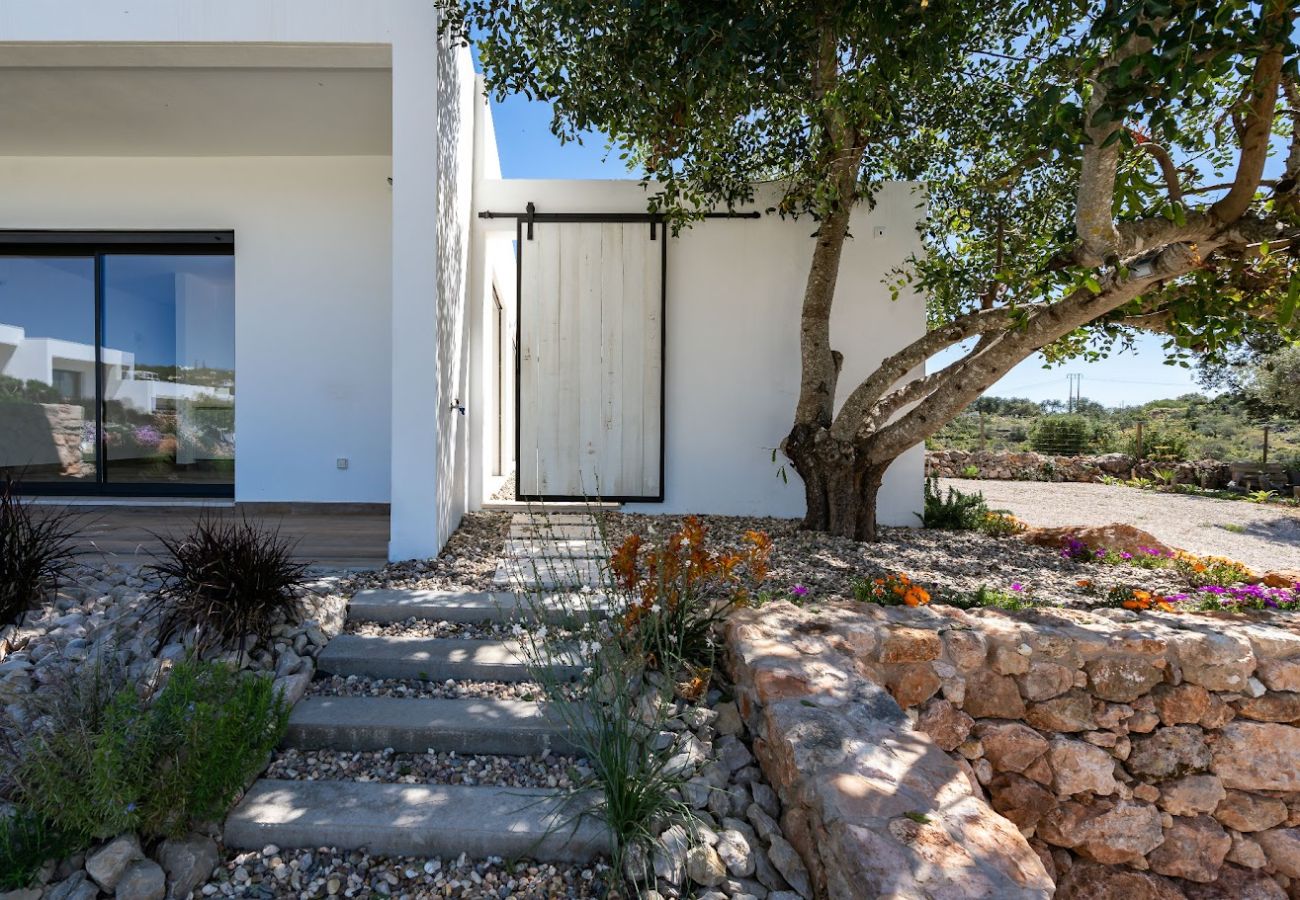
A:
[[0, 257, 99, 484], [101, 255, 235, 485]]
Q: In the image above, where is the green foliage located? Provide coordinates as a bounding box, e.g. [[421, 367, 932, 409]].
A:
[[933, 393, 1300, 465], [0, 478, 79, 628], [1244, 346, 1300, 418], [0, 376, 62, 406], [144, 516, 310, 656], [920, 478, 989, 530], [978, 509, 1025, 538], [1247, 489, 1278, 503], [0, 810, 74, 890], [11, 659, 288, 843], [1030, 415, 1098, 455], [945, 585, 1037, 611], [960, 464, 981, 478]]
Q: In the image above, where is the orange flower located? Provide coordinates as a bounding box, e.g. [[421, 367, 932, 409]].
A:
[[1076, 579, 1092, 588], [904, 586, 931, 607]]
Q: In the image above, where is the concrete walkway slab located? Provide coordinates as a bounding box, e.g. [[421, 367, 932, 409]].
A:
[[225, 780, 609, 861], [285, 696, 576, 755], [317, 635, 565, 682], [348, 589, 608, 625], [493, 558, 604, 590]]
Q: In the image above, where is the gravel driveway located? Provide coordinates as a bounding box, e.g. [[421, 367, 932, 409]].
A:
[[941, 478, 1300, 573]]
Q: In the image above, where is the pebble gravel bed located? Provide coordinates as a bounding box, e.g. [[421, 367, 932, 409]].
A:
[[266, 747, 587, 789], [200, 847, 609, 899], [606, 513, 1207, 608], [308, 674, 554, 702], [350, 512, 511, 594]]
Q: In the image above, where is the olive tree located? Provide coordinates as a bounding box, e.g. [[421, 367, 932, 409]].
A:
[[443, 0, 1300, 538]]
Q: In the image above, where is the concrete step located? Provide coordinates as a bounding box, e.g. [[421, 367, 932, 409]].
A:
[[503, 538, 607, 559], [508, 523, 601, 540], [348, 589, 608, 625], [225, 780, 609, 862], [509, 513, 598, 525], [316, 635, 576, 682], [349, 589, 525, 624], [285, 696, 575, 755], [482, 501, 616, 514], [493, 558, 604, 590]]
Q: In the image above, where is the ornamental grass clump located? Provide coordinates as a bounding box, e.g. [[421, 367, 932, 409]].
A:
[[144, 514, 310, 656], [0, 809, 75, 890], [610, 516, 771, 675], [0, 477, 80, 628], [508, 512, 771, 888], [7, 657, 288, 846]]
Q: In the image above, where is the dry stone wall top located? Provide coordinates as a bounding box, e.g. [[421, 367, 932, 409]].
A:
[[726, 600, 1300, 900]]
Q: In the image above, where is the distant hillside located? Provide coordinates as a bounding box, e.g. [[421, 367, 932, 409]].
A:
[[928, 393, 1300, 466]]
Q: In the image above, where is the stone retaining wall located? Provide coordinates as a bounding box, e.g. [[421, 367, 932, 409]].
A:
[[926, 449, 1232, 486], [727, 600, 1300, 899], [0, 402, 86, 478]]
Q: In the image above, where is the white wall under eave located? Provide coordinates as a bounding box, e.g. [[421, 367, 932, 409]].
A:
[[0, 155, 394, 504], [476, 179, 927, 526]]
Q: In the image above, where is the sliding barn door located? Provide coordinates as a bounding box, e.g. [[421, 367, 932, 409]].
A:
[[517, 219, 664, 501]]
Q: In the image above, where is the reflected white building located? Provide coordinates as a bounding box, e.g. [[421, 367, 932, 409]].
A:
[[0, 322, 232, 413]]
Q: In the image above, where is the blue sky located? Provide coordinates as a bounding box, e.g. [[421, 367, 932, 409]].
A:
[[486, 94, 1223, 410]]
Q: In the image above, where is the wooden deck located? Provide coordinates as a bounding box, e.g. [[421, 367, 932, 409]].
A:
[[39, 504, 390, 570]]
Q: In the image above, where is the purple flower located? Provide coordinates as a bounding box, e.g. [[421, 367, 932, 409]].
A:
[[1120, 551, 1133, 560], [1010, 582, 1024, 592], [790, 584, 809, 597]]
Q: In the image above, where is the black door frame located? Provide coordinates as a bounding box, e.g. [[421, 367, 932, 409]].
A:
[[0, 230, 236, 498]]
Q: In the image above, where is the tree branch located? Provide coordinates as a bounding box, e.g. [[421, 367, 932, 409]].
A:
[[863, 239, 1205, 462], [1074, 33, 1157, 266], [1135, 142, 1184, 203], [828, 305, 1020, 442], [1209, 4, 1286, 224]]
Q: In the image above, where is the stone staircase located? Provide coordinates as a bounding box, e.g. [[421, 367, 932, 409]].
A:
[[225, 512, 611, 864]]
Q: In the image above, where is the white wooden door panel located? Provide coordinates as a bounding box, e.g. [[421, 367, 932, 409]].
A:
[[518, 219, 663, 500]]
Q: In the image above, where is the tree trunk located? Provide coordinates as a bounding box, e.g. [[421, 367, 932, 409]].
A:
[[786, 422, 894, 540]]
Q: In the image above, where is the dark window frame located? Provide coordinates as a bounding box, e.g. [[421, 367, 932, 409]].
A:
[[0, 231, 236, 498]]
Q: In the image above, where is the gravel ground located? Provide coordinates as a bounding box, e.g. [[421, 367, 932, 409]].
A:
[[942, 477, 1300, 573], [351, 512, 509, 593], [266, 747, 586, 789], [598, 512, 1272, 609], [201, 847, 608, 898]]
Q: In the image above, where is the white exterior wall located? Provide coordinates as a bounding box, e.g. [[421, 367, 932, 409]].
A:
[[0, 0, 464, 559], [476, 180, 927, 526], [0, 156, 394, 503]]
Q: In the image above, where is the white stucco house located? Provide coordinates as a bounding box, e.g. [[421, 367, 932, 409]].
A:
[[0, 1, 926, 560]]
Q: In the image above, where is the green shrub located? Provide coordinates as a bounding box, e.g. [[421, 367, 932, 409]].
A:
[[919, 478, 989, 530], [12, 659, 288, 842], [946, 585, 1037, 611], [977, 509, 1025, 538], [0, 809, 74, 890], [0, 478, 80, 628], [1030, 415, 1094, 455], [145, 515, 310, 656]]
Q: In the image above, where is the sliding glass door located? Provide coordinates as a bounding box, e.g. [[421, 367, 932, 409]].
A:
[[0, 233, 235, 496]]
